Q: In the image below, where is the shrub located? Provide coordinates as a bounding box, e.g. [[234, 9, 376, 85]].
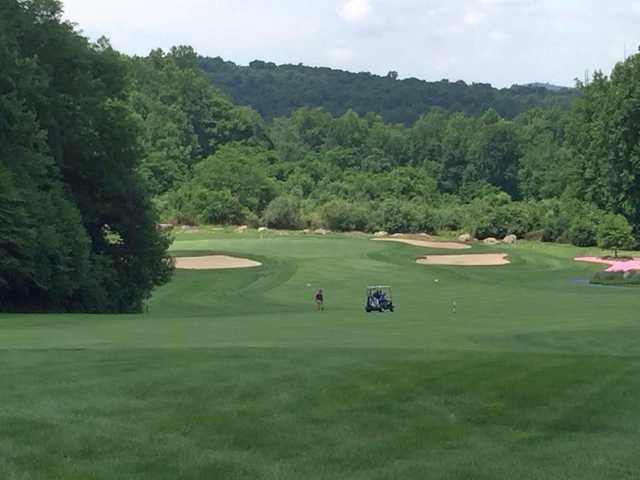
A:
[[464, 194, 539, 240], [569, 219, 597, 247], [303, 210, 324, 230], [262, 196, 303, 229], [597, 213, 635, 257], [200, 190, 245, 225], [167, 184, 246, 225], [416, 206, 438, 234], [434, 204, 467, 232], [374, 199, 422, 234], [541, 210, 570, 242], [472, 215, 502, 240], [471, 203, 532, 240], [591, 271, 640, 286], [524, 229, 544, 241], [321, 200, 369, 231], [244, 211, 260, 228]]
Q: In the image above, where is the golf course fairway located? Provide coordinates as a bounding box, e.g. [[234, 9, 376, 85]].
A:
[[2, 229, 640, 479]]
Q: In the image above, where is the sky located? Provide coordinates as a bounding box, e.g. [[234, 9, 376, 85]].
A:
[[62, 0, 640, 88]]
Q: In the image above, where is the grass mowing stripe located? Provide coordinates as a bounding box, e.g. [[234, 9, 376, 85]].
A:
[[2, 232, 640, 478]]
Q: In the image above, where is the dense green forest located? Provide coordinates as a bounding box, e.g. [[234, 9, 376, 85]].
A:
[[154, 50, 640, 250], [2, 0, 640, 312], [0, 0, 172, 312], [198, 56, 578, 124]]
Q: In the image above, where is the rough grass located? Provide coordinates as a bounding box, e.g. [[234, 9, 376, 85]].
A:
[[1, 230, 639, 479], [591, 270, 640, 286]]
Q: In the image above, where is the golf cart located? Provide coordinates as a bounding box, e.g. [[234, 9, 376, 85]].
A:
[[365, 285, 394, 313]]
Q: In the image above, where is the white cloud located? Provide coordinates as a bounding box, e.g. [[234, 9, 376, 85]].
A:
[[464, 11, 487, 25], [479, 0, 534, 6], [489, 31, 509, 41], [632, 2, 640, 14], [327, 47, 355, 64], [340, 0, 373, 23]]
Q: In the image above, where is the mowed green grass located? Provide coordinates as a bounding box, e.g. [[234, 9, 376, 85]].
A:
[[2, 230, 640, 479]]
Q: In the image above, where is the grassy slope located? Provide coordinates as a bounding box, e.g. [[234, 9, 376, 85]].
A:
[[1, 230, 639, 479]]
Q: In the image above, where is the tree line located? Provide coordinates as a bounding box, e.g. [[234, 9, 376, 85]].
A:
[[155, 50, 640, 253], [197, 56, 578, 125]]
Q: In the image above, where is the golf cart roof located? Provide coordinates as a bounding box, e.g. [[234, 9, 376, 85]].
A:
[[367, 285, 391, 289]]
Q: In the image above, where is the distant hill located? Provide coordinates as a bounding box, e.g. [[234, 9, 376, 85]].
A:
[[198, 57, 578, 124], [523, 82, 571, 92]]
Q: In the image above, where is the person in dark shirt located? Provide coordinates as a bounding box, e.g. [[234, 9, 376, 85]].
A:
[[315, 289, 324, 311]]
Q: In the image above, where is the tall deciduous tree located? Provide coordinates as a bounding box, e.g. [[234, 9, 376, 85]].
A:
[[466, 109, 522, 198], [568, 53, 640, 231], [0, 0, 173, 312]]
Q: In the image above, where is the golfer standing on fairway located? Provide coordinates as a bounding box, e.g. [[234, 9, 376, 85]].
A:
[[315, 289, 324, 311]]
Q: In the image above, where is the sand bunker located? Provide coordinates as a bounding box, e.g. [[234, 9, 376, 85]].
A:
[[175, 255, 262, 270], [575, 256, 640, 272], [374, 238, 471, 250], [416, 253, 510, 266]]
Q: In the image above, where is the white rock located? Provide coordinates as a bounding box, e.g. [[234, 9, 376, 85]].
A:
[[235, 225, 248, 233], [458, 233, 473, 243], [258, 227, 269, 233], [483, 237, 499, 245], [374, 231, 389, 238], [503, 234, 517, 245], [314, 228, 330, 236]]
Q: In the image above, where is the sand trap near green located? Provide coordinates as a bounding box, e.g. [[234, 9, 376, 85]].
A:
[[175, 255, 262, 270], [416, 253, 510, 266], [374, 237, 470, 250]]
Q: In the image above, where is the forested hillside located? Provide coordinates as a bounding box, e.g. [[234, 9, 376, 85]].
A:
[[198, 56, 578, 124], [0, 0, 172, 313], [156, 51, 640, 251]]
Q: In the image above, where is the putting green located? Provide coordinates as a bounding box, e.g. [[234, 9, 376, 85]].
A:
[[2, 230, 640, 479]]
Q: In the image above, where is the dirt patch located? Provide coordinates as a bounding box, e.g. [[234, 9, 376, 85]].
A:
[[416, 253, 510, 266], [374, 237, 471, 250], [175, 255, 262, 270]]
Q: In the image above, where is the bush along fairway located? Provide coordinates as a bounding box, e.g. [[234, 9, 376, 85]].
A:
[[2, 229, 640, 479]]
